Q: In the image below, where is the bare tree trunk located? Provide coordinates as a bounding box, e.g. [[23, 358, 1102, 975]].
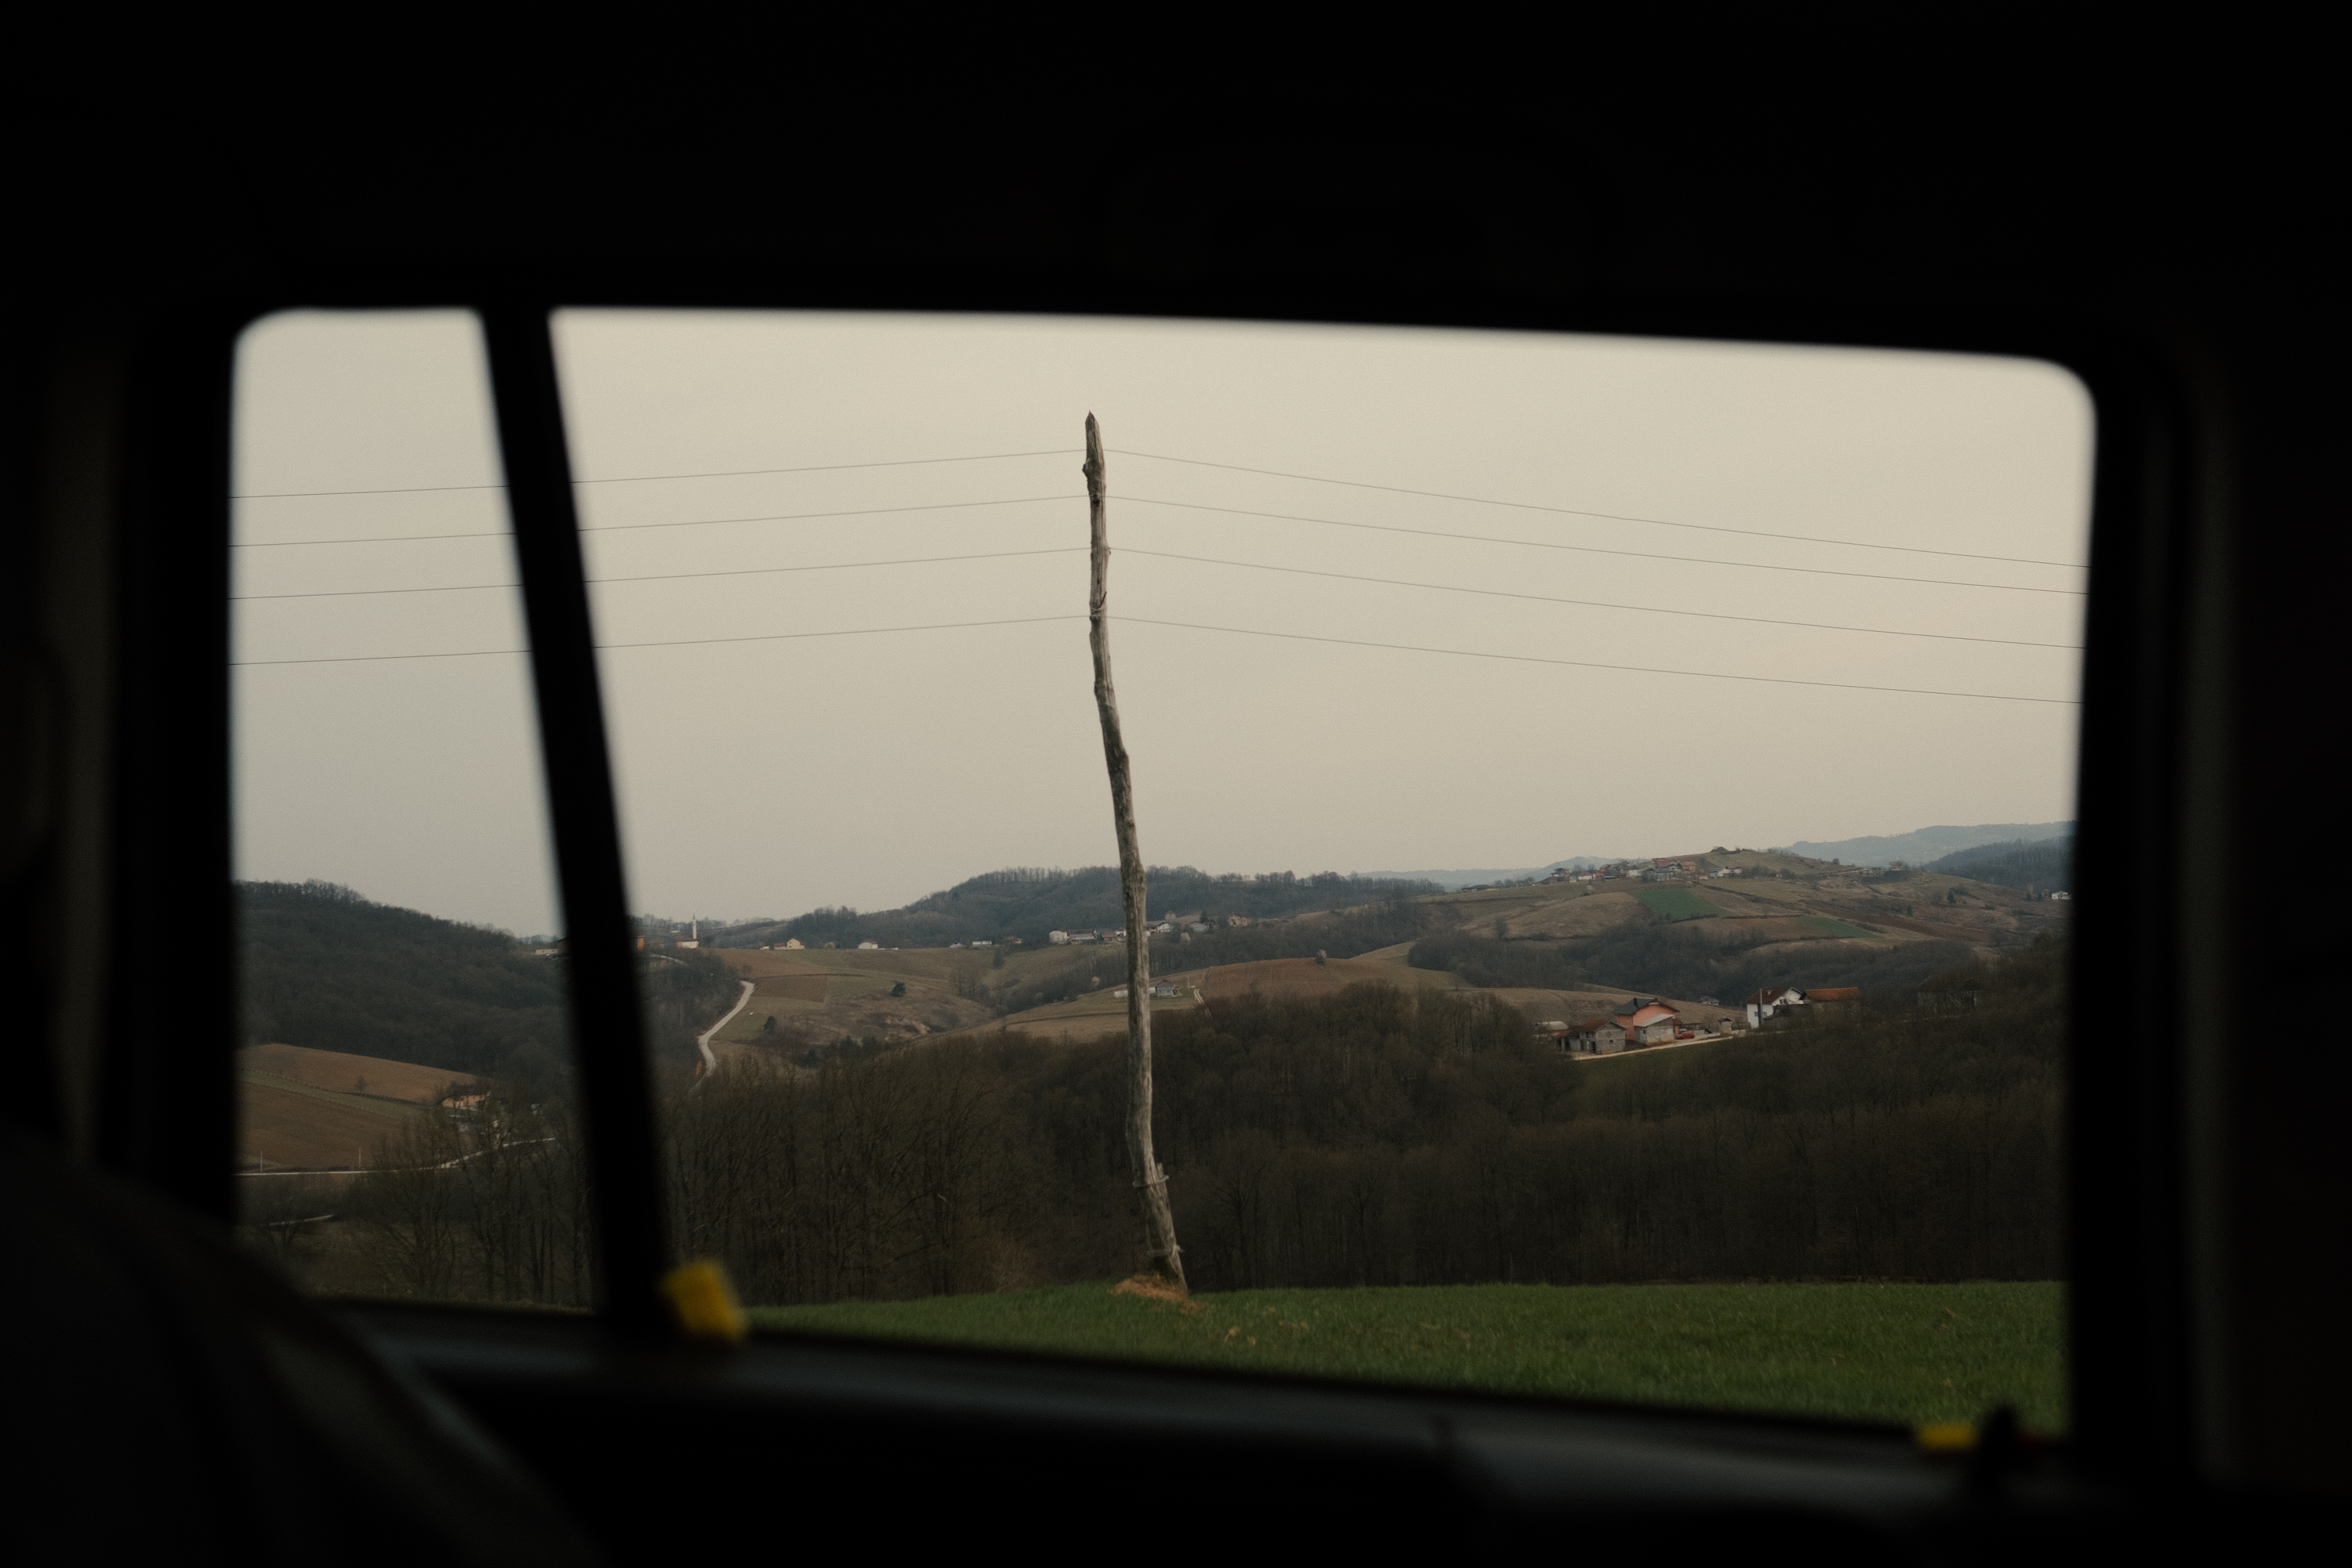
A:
[[1084, 414, 1186, 1290]]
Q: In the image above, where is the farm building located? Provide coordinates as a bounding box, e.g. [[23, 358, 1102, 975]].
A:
[[856, 940, 880, 951], [1804, 986, 1863, 1012], [1048, 931, 1070, 944], [1561, 1018, 1628, 1054], [1613, 1000, 1681, 1045], [1226, 914, 1252, 927]]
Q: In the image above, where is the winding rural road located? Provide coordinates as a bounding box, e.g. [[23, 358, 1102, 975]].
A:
[[696, 980, 756, 1074]]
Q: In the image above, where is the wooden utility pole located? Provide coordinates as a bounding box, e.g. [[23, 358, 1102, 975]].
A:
[[1084, 414, 1185, 1290]]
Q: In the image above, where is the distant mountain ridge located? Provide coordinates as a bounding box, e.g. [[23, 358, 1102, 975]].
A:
[[1773, 822, 2074, 868]]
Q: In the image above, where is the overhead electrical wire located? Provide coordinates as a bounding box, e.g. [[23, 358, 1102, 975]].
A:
[[1120, 495, 2087, 596], [230, 546, 1090, 601], [232, 494, 1080, 549], [231, 443, 2085, 572], [231, 612, 2078, 704], [231, 448, 1077, 499], [234, 488, 2077, 597], [1117, 450, 2089, 570], [1112, 618, 2079, 706], [1118, 548, 2082, 649], [230, 615, 1086, 666], [229, 543, 2080, 652]]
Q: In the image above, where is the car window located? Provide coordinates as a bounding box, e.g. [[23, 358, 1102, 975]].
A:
[[230, 310, 593, 1308], [254, 306, 2088, 1431]]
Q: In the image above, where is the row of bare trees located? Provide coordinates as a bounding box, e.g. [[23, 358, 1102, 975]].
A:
[[247, 1089, 597, 1305], [258, 941, 2063, 1305]]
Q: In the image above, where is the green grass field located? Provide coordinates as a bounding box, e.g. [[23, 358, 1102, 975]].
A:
[[1632, 886, 1720, 922], [1798, 915, 1881, 939], [751, 1279, 2063, 1431]]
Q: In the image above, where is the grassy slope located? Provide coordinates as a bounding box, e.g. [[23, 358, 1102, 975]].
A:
[[1632, 887, 1718, 922], [753, 1279, 2063, 1431]]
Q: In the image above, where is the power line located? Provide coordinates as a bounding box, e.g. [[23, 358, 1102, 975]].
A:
[[1117, 450, 2088, 570], [232, 448, 1078, 499], [1120, 548, 2082, 649], [1113, 617, 2080, 706], [1121, 495, 2087, 596], [233, 610, 2078, 702], [231, 440, 2085, 574], [232, 493, 1080, 549], [231, 546, 1087, 601], [230, 615, 1088, 666], [223, 543, 2083, 651]]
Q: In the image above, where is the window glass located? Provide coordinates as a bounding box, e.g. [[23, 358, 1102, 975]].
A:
[[555, 311, 2084, 1429], [232, 311, 592, 1308]]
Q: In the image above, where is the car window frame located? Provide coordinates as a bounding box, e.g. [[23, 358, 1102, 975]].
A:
[[111, 279, 2206, 1493]]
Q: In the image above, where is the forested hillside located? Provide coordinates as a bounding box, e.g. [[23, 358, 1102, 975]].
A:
[[239, 880, 737, 1094], [1409, 921, 1974, 1007], [302, 929, 2065, 1305], [656, 936, 2065, 1305], [733, 866, 1440, 951], [1922, 837, 2072, 895]]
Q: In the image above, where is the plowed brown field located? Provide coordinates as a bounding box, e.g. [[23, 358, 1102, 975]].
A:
[[755, 974, 829, 1000], [239, 1080, 417, 1170], [238, 1043, 475, 1103]]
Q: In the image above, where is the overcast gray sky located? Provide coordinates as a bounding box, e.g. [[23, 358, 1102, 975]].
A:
[[233, 310, 2090, 936]]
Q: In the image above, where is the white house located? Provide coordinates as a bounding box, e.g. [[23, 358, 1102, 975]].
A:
[[857, 940, 880, 951], [782, 938, 804, 949], [1743, 985, 1805, 1029], [1049, 930, 1071, 945]]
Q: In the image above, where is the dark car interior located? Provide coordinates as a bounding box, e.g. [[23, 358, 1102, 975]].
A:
[[5, 71, 2339, 1560]]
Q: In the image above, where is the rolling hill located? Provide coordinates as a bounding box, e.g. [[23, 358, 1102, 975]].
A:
[[1772, 822, 2074, 868], [712, 866, 1441, 952]]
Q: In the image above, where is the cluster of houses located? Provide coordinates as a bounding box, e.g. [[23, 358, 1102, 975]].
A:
[[1537, 996, 1703, 1054], [1538, 858, 1749, 887], [1539, 982, 1863, 1056], [1049, 912, 1247, 946]]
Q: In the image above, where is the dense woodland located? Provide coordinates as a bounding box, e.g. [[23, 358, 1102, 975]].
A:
[[239, 880, 736, 1096], [289, 936, 2066, 1305], [730, 866, 1439, 953], [1922, 837, 2073, 895]]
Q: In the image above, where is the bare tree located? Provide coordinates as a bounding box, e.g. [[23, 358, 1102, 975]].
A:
[[1084, 414, 1185, 1290]]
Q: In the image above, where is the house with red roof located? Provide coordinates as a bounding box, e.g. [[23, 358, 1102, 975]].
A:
[[1612, 996, 1682, 1046]]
